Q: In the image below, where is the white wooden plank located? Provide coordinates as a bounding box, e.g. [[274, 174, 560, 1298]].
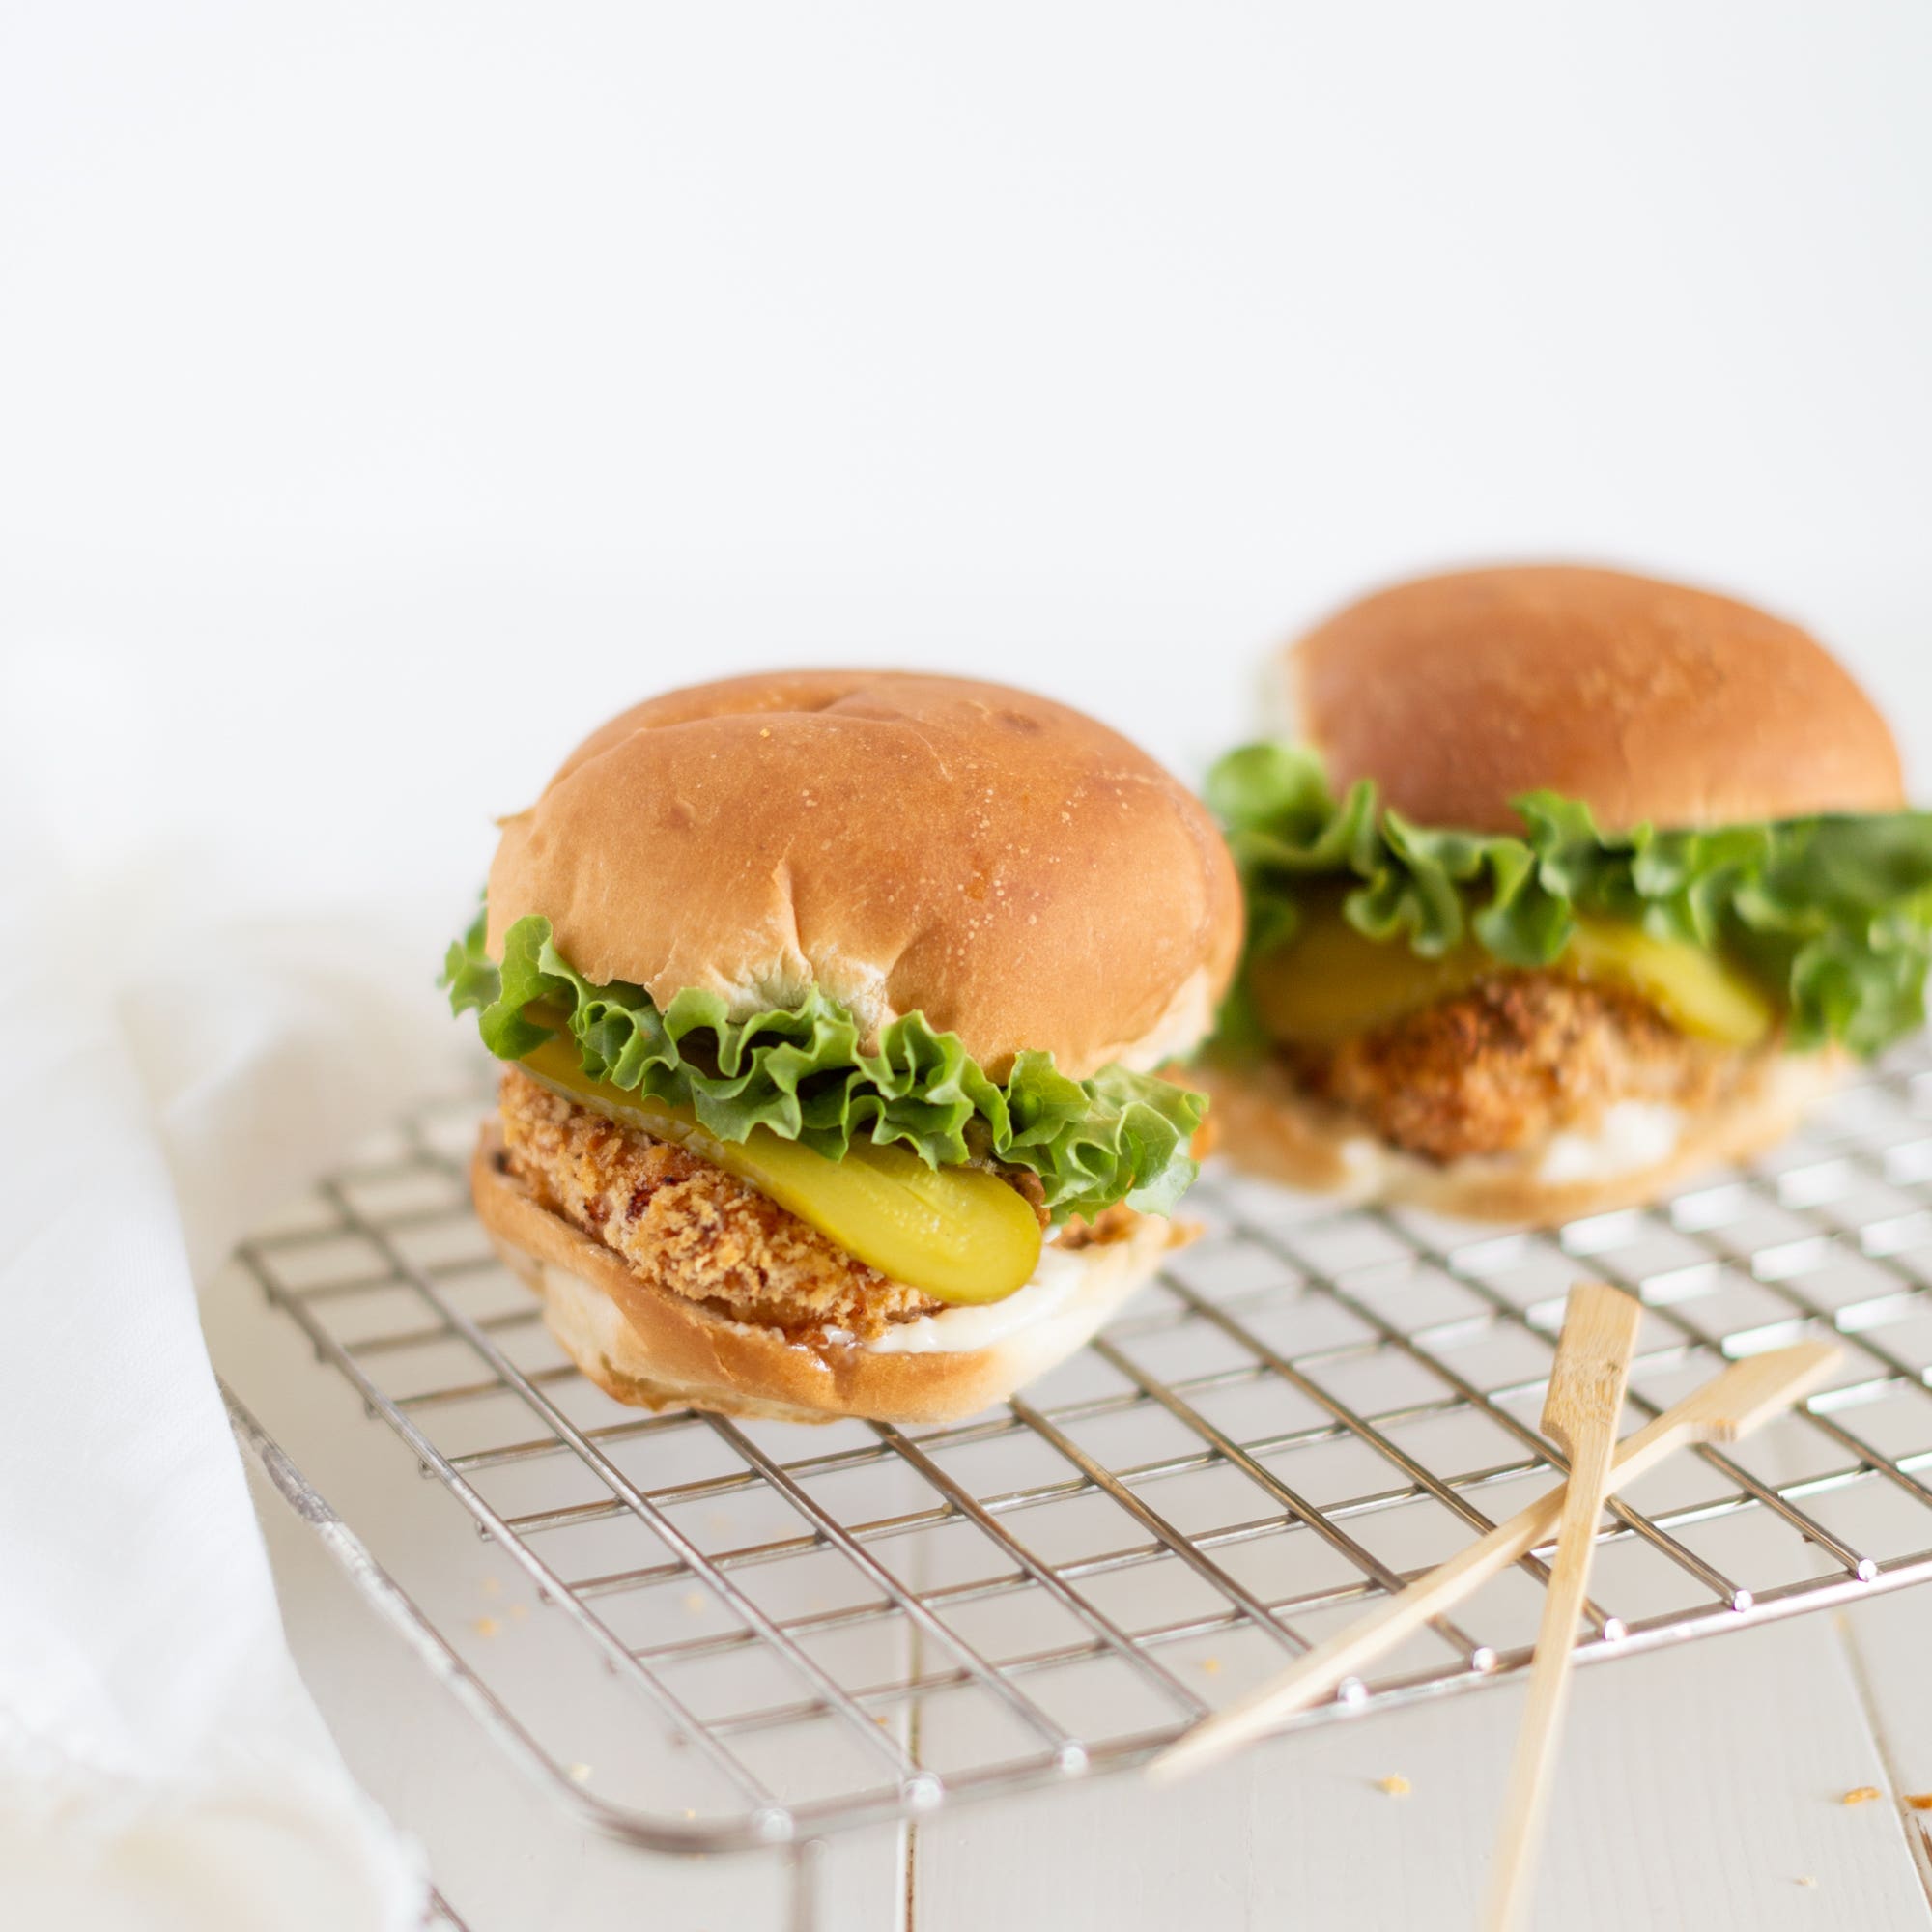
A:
[[1838, 1588, 1932, 1900], [913, 1616, 1932, 1931]]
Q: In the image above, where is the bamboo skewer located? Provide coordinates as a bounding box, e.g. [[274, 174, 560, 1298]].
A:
[[1481, 1283, 1643, 1930], [1148, 1335, 1843, 1785]]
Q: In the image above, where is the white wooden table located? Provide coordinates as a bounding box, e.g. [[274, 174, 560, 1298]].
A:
[[207, 1214, 1932, 1931]]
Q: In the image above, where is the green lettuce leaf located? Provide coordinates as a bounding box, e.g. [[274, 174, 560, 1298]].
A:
[[441, 910, 1206, 1219], [1208, 742, 1932, 1057]]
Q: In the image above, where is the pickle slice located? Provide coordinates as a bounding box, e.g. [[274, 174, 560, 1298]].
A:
[[516, 1038, 1043, 1305], [1566, 919, 1774, 1046], [1247, 915, 1490, 1047], [1249, 904, 1776, 1049]]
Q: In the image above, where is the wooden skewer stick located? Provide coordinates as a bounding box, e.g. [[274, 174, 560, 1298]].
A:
[[1147, 1336, 1842, 1785], [1481, 1283, 1643, 1932]]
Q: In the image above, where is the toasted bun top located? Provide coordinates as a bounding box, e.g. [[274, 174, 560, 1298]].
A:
[[1290, 565, 1904, 834], [486, 670, 1242, 1080]]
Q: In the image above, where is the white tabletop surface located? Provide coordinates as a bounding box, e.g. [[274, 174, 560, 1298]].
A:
[[12, 5, 1932, 1926]]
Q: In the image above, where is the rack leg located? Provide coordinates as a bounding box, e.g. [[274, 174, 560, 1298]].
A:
[[785, 1837, 825, 1932]]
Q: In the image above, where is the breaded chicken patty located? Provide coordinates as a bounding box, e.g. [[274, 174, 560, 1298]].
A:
[[498, 1066, 940, 1340], [1285, 972, 1762, 1164], [497, 1067, 1139, 1340]]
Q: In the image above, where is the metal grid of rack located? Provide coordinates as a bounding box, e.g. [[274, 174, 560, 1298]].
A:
[[230, 1041, 1932, 1856]]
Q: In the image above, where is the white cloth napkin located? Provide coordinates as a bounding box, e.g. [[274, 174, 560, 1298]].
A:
[[0, 868, 469, 1930]]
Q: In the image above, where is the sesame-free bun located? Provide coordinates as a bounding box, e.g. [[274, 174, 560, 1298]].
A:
[[472, 1128, 1186, 1425], [1193, 1050, 1843, 1227], [486, 671, 1241, 1081], [1291, 566, 1903, 835]]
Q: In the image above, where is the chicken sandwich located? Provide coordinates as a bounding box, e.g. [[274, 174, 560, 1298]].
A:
[[444, 671, 1241, 1422]]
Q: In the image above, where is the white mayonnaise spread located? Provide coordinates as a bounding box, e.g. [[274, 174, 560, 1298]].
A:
[[1320, 1099, 1690, 1202], [855, 1243, 1094, 1355], [1533, 1102, 1686, 1185]]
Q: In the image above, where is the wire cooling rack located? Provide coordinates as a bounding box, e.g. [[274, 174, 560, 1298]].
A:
[[227, 1041, 1932, 1867]]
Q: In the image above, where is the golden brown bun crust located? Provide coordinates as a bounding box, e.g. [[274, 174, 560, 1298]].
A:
[[1194, 1051, 1842, 1225], [1293, 566, 1903, 834], [471, 1126, 1186, 1425], [486, 671, 1241, 1081]]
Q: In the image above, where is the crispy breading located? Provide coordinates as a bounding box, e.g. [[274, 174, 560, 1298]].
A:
[[1285, 972, 1756, 1164], [1056, 1202, 1143, 1249], [497, 1067, 941, 1340]]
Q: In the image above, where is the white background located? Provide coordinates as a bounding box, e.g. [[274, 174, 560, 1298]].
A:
[[8, 6, 1932, 1928], [7, 4, 1932, 898]]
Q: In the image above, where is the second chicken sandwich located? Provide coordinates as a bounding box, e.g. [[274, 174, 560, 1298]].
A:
[[1203, 565, 1932, 1220]]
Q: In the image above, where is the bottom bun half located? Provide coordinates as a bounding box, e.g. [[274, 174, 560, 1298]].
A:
[[1193, 1050, 1843, 1226], [471, 1126, 1186, 1425]]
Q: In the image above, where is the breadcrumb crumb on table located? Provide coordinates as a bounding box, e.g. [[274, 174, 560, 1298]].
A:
[[473, 1616, 501, 1638], [1840, 1785, 1882, 1805], [1905, 1793, 1932, 1811], [1375, 1775, 1411, 1798], [566, 1763, 593, 1784]]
